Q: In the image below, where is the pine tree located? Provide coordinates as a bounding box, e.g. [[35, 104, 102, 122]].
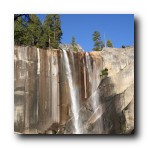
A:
[[44, 14, 62, 49], [28, 14, 42, 46], [44, 14, 54, 48], [14, 14, 63, 49], [14, 14, 42, 46], [14, 16, 23, 45], [52, 14, 62, 48], [101, 43, 105, 49], [71, 36, 75, 46], [14, 16, 30, 45], [71, 36, 78, 52], [107, 40, 113, 47], [38, 25, 49, 48], [92, 31, 102, 51]]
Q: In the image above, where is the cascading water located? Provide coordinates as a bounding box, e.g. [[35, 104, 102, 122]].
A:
[[85, 52, 93, 83], [63, 50, 82, 134], [37, 48, 40, 75], [85, 52, 103, 133], [85, 52, 100, 112]]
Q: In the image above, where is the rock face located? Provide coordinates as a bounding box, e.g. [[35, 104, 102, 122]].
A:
[[59, 43, 84, 52], [14, 46, 134, 134]]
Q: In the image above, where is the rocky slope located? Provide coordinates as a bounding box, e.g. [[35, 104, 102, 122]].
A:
[[14, 46, 134, 134]]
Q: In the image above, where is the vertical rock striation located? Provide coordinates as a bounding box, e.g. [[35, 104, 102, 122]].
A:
[[14, 46, 134, 134]]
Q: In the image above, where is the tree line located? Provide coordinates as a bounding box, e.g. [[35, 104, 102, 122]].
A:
[[92, 31, 113, 51], [14, 14, 114, 51], [72, 31, 113, 51], [14, 14, 62, 49]]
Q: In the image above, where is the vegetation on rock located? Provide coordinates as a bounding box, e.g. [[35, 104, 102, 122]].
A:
[[14, 14, 62, 49], [71, 36, 78, 52], [122, 45, 126, 48], [100, 68, 108, 77], [92, 31, 103, 51], [107, 40, 113, 47]]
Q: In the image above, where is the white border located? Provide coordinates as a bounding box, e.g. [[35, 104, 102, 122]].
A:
[[0, 0, 147, 147]]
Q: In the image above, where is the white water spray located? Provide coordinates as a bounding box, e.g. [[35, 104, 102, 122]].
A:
[[37, 48, 40, 75], [85, 52, 103, 133], [63, 50, 82, 134], [85, 52, 100, 111]]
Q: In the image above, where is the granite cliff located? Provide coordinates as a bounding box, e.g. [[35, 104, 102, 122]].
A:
[[14, 46, 134, 134]]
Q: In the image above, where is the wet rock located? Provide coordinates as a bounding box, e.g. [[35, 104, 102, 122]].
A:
[[14, 46, 134, 134]]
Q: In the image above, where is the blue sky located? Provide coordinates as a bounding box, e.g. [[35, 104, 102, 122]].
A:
[[38, 14, 134, 52]]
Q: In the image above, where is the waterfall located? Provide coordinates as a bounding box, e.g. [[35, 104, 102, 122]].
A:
[[63, 50, 82, 134], [85, 52, 103, 133], [85, 52, 99, 112], [37, 48, 40, 75], [85, 52, 92, 83]]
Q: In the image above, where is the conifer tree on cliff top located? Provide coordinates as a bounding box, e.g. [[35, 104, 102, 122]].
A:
[[107, 39, 113, 47], [92, 31, 102, 51], [14, 14, 62, 49], [14, 14, 42, 47], [71, 36, 75, 47], [28, 14, 42, 46], [71, 36, 78, 52], [44, 14, 63, 49], [14, 15, 31, 45]]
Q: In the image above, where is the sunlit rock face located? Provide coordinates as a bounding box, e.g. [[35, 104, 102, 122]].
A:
[[59, 44, 84, 52], [14, 46, 134, 134]]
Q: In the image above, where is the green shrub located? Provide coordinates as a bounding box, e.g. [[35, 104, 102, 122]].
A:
[[100, 68, 108, 77], [74, 46, 78, 52]]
